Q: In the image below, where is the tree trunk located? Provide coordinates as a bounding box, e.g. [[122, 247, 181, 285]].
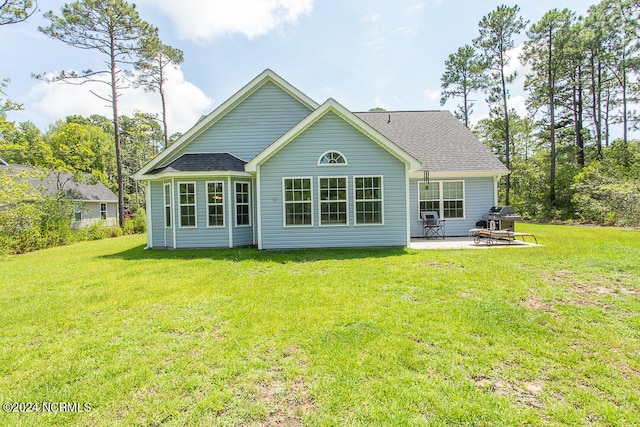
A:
[[500, 53, 511, 206], [110, 34, 125, 228], [159, 61, 169, 149], [548, 27, 556, 208], [573, 66, 584, 168], [591, 57, 602, 160]]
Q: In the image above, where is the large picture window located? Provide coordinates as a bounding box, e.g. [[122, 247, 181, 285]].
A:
[[418, 181, 465, 219], [355, 176, 383, 225], [284, 178, 312, 226], [319, 177, 347, 226], [179, 182, 196, 227], [164, 183, 172, 228], [207, 181, 224, 227], [235, 181, 251, 227]]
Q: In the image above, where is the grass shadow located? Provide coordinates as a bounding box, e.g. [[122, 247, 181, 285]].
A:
[[100, 243, 414, 264]]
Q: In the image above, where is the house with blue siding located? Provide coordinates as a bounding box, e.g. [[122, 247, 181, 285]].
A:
[[134, 69, 508, 249]]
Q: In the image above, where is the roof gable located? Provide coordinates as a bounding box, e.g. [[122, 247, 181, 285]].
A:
[[135, 69, 318, 179], [245, 99, 422, 172]]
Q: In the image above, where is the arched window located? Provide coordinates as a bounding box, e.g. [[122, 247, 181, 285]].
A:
[[318, 151, 347, 166]]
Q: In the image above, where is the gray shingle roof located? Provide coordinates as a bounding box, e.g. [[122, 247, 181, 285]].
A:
[[355, 111, 508, 173], [148, 153, 247, 174], [0, 163, 118, 201]]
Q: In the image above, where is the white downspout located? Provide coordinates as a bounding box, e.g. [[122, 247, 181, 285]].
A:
[[172, 178, 177, 249], [228, 177, 233, 248], [405, 165, 411, 246], [256, 166, 263, 250], [145, 181, 152, 249]]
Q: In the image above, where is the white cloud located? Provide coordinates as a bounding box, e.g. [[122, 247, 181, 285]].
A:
[[363, 13, 380, 23], [395, 25, 420, 37], [407, 2, 426, 12], [26, 66, 213, 134], [508, 94, 528, 117], [143, 0, 313, 42], [371, 97, 388, 110], [366, 36, 388, 51], [423, 88, 440, 102]]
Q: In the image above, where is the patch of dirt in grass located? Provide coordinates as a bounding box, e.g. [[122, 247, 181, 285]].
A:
[[521, 295, 557, 317], [420, 260, 443, 268], [473, 375, 545, 409], [247, 345, 315, 427], [546, 270, 640, 307], [459, 291, 480, 299]]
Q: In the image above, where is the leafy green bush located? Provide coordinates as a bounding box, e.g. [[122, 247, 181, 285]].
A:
[[123, 208, 146, 235], [573, 147, 640, 231]]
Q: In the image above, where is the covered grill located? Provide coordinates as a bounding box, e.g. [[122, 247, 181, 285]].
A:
[[479, 206, 522, 231]]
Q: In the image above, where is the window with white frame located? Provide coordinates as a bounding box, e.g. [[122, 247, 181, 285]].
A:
[[207, 182, 224, 227], [284, 178, 312, 226], [418, 181, 465, 219], [179, 182, 196, 227], [100, 203, 107, 219], [354, 176, 383, 225], [235, 182, 251, 227], [442, 181, 464, 218], [318, 151, 347, 166], [164, 183, 172, 228], [74, 203, 82, 222], [319, 177, 347, 225]]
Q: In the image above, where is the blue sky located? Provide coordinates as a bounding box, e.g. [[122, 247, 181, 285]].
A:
[[1, 0, 593, 136]]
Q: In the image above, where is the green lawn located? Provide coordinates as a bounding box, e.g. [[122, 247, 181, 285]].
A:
[[0, 224, 639, 426]]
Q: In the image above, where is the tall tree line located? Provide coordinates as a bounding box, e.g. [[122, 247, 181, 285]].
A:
[[1, 0, 183, 227], [441, 0, 640, 223]]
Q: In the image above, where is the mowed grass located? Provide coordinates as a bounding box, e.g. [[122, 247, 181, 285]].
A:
[[0, 224, 639, 426]]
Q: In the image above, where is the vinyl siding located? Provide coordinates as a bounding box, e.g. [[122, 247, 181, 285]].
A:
[[167, 82, 312, 164], [409, 177, 495, 237], [231, 178, 255, 247], [171, 179, 229, 248], [149, 181, 170, 248], [259, 112, 408, 249], [71, 202, 118, 229]]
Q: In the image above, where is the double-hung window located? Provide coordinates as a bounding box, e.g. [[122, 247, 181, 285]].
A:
[[319, 177, 347, 226], [164, 183, 172, 228], [100, 203, 107, 219], [418, 181, 465, 219], [354, 176, 383, 225], [207, 182, 224, 227], [442, 181, 464, 218], [283, 178, 312, 226], [179, 182, 196, 227], [74, 203, 82, 222], [235, 182, 251, 226], [418, 184, 440, 216]]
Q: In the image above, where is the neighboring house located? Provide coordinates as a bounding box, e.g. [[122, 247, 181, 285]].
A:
[[0, 160, 119, 228], [135, 69, 508, 250]]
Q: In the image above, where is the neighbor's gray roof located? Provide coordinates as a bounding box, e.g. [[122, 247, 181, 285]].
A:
[[0, 163, 118, 202], [355, 111, 508, 173], [148, 153, 247, 174]]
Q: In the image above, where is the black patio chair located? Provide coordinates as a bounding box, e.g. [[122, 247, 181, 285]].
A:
[[421, 211, 446, 239]]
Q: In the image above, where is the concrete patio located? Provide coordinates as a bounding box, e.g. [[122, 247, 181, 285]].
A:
[[409, 236, 540, 250]]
